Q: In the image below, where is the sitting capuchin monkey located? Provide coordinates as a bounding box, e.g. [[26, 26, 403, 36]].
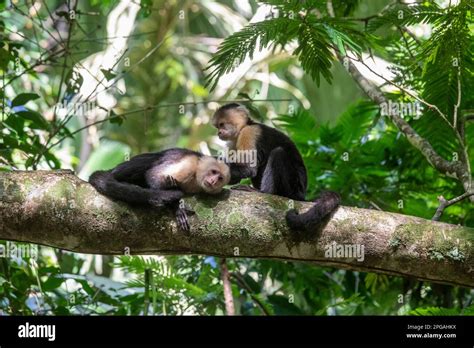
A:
[[212, 103, 340, 233], [89, 148, 230, 232]]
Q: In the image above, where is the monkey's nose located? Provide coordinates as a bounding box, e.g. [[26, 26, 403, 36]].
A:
[[207, 179, 215, 186]]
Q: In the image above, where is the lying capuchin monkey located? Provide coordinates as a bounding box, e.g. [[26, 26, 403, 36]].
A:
[[212, 103, 340, 233], [89, 148, 230, 232]]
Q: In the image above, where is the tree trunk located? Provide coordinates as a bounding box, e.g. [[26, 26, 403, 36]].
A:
[[0, 170, 473, 288]]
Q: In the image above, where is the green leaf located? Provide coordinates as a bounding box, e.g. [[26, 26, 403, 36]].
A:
[[11, 93, 40, 107], [42, 275, 65, 291], [0, 47, 11, 70], [462, 305, 474, 315], [3, 114, 26, 136], [15, 111, 49, 130], [206, 17, 299, 90], [100, 68, 117, 81], [409, 306, 460, 316], [267, 294, 304, 315], [294, 23, 333, 86], [241, 273, 261, 293], [76, 279, 96, 296], [55, 306, 70, 315], [38, 266, 61, 276], [44, 151, 61, 169], [108, 110, 124, 125]]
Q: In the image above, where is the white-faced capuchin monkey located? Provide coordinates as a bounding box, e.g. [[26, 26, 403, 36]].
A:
[[212, 103, 340, 233], [89, 148, 230, 232]]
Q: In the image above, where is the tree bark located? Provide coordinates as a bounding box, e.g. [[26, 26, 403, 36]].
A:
[[1, 170, 473, 288]]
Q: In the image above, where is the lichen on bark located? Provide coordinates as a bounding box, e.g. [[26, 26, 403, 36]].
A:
[[0, 170, 473, 288]]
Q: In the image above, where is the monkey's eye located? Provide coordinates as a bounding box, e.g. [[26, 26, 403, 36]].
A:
[[210, 169, 219, 175], [219, 123, 224, 128]]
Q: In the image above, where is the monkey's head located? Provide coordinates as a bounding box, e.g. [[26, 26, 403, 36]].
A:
[[212, 103, 250, 141], [197, 156, 231, 194]]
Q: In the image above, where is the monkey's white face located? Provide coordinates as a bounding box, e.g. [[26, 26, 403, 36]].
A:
[[197, 158, 231, 194], [203, 168, 226, 193], [216, 122, 237, 141], [212, 109, 249, 141]]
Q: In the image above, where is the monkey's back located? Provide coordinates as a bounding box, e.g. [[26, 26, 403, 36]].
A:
[[254, 123, 308, 199], [112, 148, 202, 187]]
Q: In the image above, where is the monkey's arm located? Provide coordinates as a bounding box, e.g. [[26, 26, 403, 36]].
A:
[[90, 171, 190, 231], [89, 171, 184, 207], [228, 162, 258, 184]]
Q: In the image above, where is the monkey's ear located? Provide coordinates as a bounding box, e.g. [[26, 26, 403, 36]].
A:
[[237, 102, 262, 122]]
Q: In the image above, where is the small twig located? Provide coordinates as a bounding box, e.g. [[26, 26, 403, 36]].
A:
[[12, 3, 63, 49], [42, 0, 65, 42], [53, 1, 78, 122], [369, 201, 382, 211], [219, 258, 235, 316], [397, 26, 422, 64], [327, 0, 450, 130], [343, 1, 396, 27], [453, 66, 462, 130], [345, 53, 470, 181], [346, 54, 451, 128], [230, 272, 271, 316], [31, 46, 128, 167], [31, 259, 44, 313], [399, 26, 422, 46], [43, 98, 293, 154], [0, 156, 18, 170], [81, 35, 172, 105], [325, 0, 468, 189], [432, 191, 474, 221], [3, 47, 67, 87]]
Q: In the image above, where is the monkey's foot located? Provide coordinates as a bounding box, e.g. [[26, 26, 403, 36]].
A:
[[231, 184, 258, 192], [176, 207, 191, 232]]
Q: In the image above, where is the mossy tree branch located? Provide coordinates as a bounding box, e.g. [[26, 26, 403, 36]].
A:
[[1, 171, 473, 288]]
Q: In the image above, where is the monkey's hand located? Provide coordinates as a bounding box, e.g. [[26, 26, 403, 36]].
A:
[[231, 184, 258, 192], [165, 175, 179, 189]]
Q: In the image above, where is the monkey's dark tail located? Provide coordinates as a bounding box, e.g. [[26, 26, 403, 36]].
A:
[[285, 191, 341, 233], [89, 170, 153, 205]]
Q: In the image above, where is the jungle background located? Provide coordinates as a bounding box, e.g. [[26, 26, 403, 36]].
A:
[[0, 0, 473, 315]]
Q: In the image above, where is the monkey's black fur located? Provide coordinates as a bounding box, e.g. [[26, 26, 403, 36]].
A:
[[229, 126, 307, 201], [285, 191, 341, 232], [89, 148, 202, 231], [219, 104, 340, 233]]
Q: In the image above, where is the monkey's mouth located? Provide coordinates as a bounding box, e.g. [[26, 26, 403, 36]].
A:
[[218, 134, 229, 141], [204, 181, 220, 193]]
